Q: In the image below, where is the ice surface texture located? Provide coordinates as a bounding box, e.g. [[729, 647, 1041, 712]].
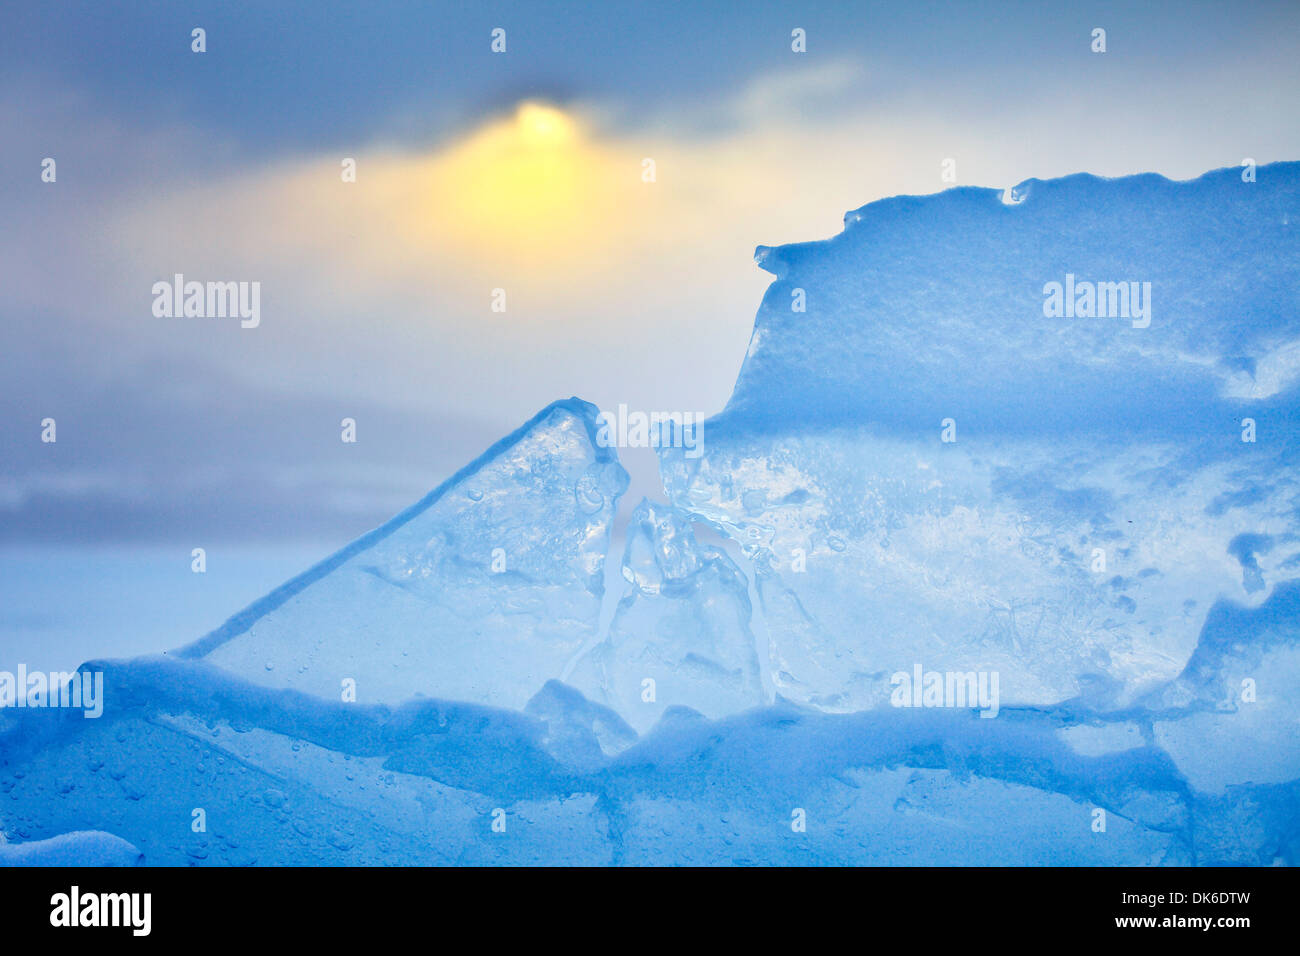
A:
[[186, 398, 628, 711], [662, 164, 1300, 716], [567, 499, 764, 732], [2, 165, 1298, 864], [0, 831, 142, 867]]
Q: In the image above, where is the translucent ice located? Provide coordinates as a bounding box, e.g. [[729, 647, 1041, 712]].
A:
[[661, 163, 1300, 717], [183, 398, 628, 711], [567, 499, 763, 732]]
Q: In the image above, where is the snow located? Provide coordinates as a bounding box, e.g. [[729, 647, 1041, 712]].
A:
[[0, 830, 143, 867]]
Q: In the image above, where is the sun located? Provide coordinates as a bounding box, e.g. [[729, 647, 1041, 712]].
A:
[[430, 101, 608, 260], [514, 102, 577, 148]]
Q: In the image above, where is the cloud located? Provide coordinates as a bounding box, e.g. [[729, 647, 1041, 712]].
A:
[[4, 52, 1300, 543]]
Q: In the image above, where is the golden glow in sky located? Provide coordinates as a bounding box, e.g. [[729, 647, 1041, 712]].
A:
[[427, 100, 631, 264], [514, 102, 578, 147]]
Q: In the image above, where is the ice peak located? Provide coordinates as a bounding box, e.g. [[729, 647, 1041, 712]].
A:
[[175, 397, 628, 711]]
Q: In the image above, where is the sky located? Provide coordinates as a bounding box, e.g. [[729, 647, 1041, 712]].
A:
[[2, 0, 1299, 663]]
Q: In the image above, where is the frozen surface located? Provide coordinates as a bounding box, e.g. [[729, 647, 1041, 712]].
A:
[[661, 429, 1297, 713], [732, 167, 1300, 428], [187, 398, 627, 711], [661, 163, 1300, 718], [0, 830, 143, 867], [568, 499, 763, 732], [3, 653, 1292, 864], [3, 164, 1299, 865]]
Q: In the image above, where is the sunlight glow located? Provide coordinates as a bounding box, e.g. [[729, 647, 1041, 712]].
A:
[[429, 101, 614, 259]]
